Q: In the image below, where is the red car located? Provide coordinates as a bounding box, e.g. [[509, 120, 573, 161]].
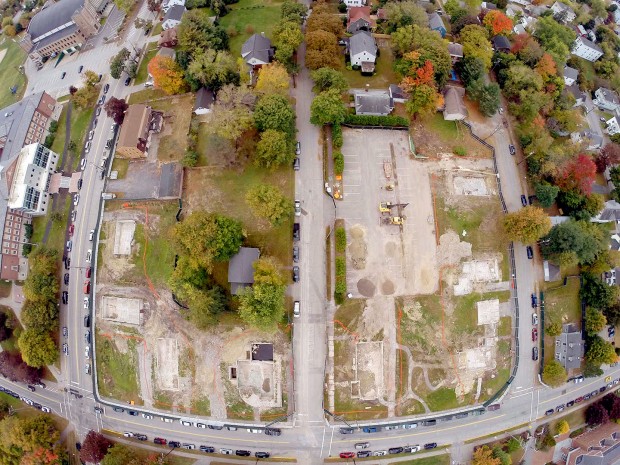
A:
[[340, 452, 355, 459], [83, 281, 90, 294], [154, 437, 167, 445], [532, 328, 538, 342], [69, 224, 74, 236], [85, 267, 91, 279]]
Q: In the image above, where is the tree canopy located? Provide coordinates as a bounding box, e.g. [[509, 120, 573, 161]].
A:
[[178, 9, 229, 56], [542, 219, 607, 266], [147, 55, 187, 95], [238, 258, 287, 330], [245, 183, 292, 225], [255, 129, 292, 168], [254, 94, 295, 136], [186, 49, 239, 91], [310, 89, 347, 126], [255, 62, 290, 96], [542, 360, 567, 387], [310, 68, 348, 93], [502, 206, 551, 244]]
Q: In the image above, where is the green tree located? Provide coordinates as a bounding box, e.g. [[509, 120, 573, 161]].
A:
[[472, 446, 501, 465], [383, 1, 428, 31], [503, 206, 552, 244], [458, 56, 486, 86], [535, 183, 560, 208], [310, 68, 348, 93], [110, 48, 130, 79], [405, 84, 440, 117], [254, 94, 295, 136], [113, 0, 134, 13], [281, 0, 307, 23], [255, 129, 291, 168], [21, 300, 58, 333], [204, 84, 254, 142], [542, 220, 607, 266], [546, 321, 562, 337], [476, 81, 500, 116], [272, 20, 303, 68], [556, 419, 570, 435], [459, 25, 493, 70], [186, 49, 239, 91], [503, 63, 543, 99], [492, 447, 511, 465], [100, 444, 134, 465], [310, 89, 347, 126], [534, 15, 576, 64], [245, 184, 292, 226], [305, 29, 340, 70], [586, 335, 617, 365], [178, 9, 229, 57], [238, 258, 287, 331], [542, 360, 568, 387], [586, 308, 607, 335], [581, 273, 617, 309], [17, 330, 57, 368], [255, 62, 290, 96]]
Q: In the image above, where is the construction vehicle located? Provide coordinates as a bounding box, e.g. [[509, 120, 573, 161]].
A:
[[379, 202, 394, 213], [381, 216, 405, 226]]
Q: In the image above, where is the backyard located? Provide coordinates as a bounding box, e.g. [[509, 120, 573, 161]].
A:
[[135, 45, 158, 85], [0, 39, 27, 109], [342, 42, 398, 89], [50, 104, 94, 168]]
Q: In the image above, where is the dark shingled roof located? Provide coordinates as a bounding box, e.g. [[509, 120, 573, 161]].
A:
[[228, 247, 260, 295], [241, 33, 273, 65], [492, 35, 511, 50], [194, 87, 214, 111], [164, 4, 184, 22], [28, 0, 84, 40]]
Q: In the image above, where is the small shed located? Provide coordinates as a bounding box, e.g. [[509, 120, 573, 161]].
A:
[[228, 247, 260, 295], [193, 87, 214, 115]]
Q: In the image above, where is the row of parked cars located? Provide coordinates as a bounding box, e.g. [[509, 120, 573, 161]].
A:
[[544, 379, 620, 416], [149, 437, 270, 458], [0, 386, 50, 412], [339, 443, 434, 458]]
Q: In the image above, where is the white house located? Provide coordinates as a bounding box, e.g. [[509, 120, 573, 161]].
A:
[[343, 0, 365, 7], [594, 87, 620, 112], [349, 31, 377, 68], [161, 0, 184, 13], [509, 0, 531, 5], [563, 66, 579, 86], [162, 4, 185, 30], [572, 36, 603, 62], [606, 116, 620, 136], [551, 1, 576, 23]]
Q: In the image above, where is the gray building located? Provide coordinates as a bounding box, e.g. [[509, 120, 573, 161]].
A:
[[554, 323, 585, 370], [354, 91, 393, 116], [228, 247, 260, 295]]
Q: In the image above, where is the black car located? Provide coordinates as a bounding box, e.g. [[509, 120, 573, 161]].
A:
[[61, 72, 66, 79], [75, 443, 81, 451], [532, 347, 539, 361], [124, 77, 131, 86], [64, 273, 70, 285], [113, 406, 124, 412], [293, 266, 299, 282], [567, 400, 575, 407], [531, 293, 537, 308], [207, 424, 223, 430], [357, 451, 371, 458], [389, 447, 404, 454], [136, 434, 147, 441], [255, 452, 270, 458], [103, 84, 110, 94], [293, 246, 299, 263], [545, 408, 554, 415], [62, 291, 68, 304], [168, 441, 180, 448], [200, 446, 215, 453], [94, 407, 103, 413], [127, 410, 138, 416], [77, 178, 83, 190], [526, 246, 533, 259], [65, 257, 71, 270], [521, 195, 527, 207], [340, 427, 354, 434], [27, 385, 35, 392], [236, 450, 251, 457], [293, 157, 300, 171], [509, 144, 516, 155], [422, 419, 436, 426], [84, 316, 90, 328], [293, 223, 300, 241], [78, 65, 83, 73], [424, 443, 437, 449], [265, 428, 281, 436], [85, 331, 91, 343]]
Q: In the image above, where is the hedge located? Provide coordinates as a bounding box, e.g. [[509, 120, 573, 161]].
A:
[[344, 114, 409, 127], [334, 151, 344, 176], [332, 124, 343, 148], [335, 227, 346, 253]]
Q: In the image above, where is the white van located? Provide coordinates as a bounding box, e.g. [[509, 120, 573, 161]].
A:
[[293, 301, 300, 318]]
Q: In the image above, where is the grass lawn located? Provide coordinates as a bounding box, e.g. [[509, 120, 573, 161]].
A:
[[31, 195, 72, 254], [0, 306, 21, 353], [425, 387, 460, 411], [190, 395, 211, 416], [543, 278, 581, 327], [219, 0, 284, 56], [111, 158, 129, 179], [389, 456, 450, 465], [50, 105, 68, 156], [95, 332, 143, 405], [151, 22, 163, 36], [0, 39, 27, 109], [127, 88, 167, 104], [52, 103, 94, 166], [480, 367, 511, 401], [342, 43, 398, 89], [453, 291, 510, 335], [135, 46, 157, 85], [499, 316, 511, 337]]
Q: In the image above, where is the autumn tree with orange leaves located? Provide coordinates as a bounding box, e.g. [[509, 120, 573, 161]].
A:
[[483, 10, 513, 36], [147, 55, 187, 95], [400, 51, 443, 117]]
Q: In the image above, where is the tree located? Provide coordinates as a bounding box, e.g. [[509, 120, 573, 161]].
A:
[[178, 9, 229, 57], [147, 0, 162, 12], [534, 15, 576, 63], [204, 85, 255, 144], [555, 419, 569, 435], [21, 300, 58, 333], [72, 84, 99, 109], [542, 360, 567, 387], [586, 308, 607, 335], [586, 402, 610, 425], [542, 220, 607, 266], [457, 56, 486, 86], [113, 0, 133, 13], [586, 335, 617, 365], [535, 184, 559, 208], [472, 446, 501, 465], [186, 49, 239, 91], [310, 89, 347, 126], [109, 48, 130, 79], [255, 62, 290, 96], [467, 79, 500, 116], [503, 206, 552, 244], [17, 330, 57, 368], [255, 130, 291, 169], [483, 10, 513, 36], [254, 94, 295, 136], [104, 97, 128, 125], [600, 393, 620, 419], [305, 30, 340, 70], [503, 63, 543, 99], [512, 34, 544, 66], [172, 211, 243, 271], [272, 20, 303, 68], [383, 1, 428, 31], [311, 68, 348, 93], [306, 4, 343, 36], [556, 154, 597, 196], [596, 144, 620, 172], [452, 14, 479, 35], [238, 258, 287, 331], [460, 25, 493, 70], [80, 431, 111, 464], [245, 184, 292, 225], [492, 447, 511, 465], [546, 321, 562, 337], [281, 0, 307, 23], [147, 55, 187, 95], [603, 303, 620, 326], [581, 272, 618, 309]]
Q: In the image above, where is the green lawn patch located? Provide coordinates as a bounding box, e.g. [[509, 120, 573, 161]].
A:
[[0, 39, 27, 109], [151, 22, 163, 36], [499, 316, 512, 337], [543, 278, 581, 327], [334, 390, 389, 421], [135, 47, 157, 85], [425, 387, 459, 411], [127, 88, 168, 104], [219, 0, 284, 56], [453, 291, 510, 335], [334, 298, 365, 334], [95, 332, 142, 405], [342, 43, 398, 89], [480, 367, 510, 402], [50, 105, 68, 157], [389, 456, 450, 465], [111, 158, 129, 179]]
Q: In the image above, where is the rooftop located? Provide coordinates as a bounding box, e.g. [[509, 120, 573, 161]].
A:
[[228, 247, 260, 295], [27, 0, 84, 40], [564, 65, 579, 80], [428, 12, 444, 30], [576, 36, 603, 53], [164, 4, 185, 22], [241, 33, 273, 65], [349, 30, 376, 57], [354, 91, 393, 115], [194, 87, 214, 111], [117, 104, 151, 150]]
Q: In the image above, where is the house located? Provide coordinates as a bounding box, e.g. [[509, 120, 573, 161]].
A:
[[349, 30, 377, 69], [347, 6, 375, 33], [481, 2, 497, 9], [20, 0, 100, 68], [551, 1, 576, 23], [593, 200, 620, 222], [158, 26, 178, 48], [241, 33, 274, 78], [513, 14, 537, 34], [565, 84, 586, 106], [162, 0, 184, 13], [442, 86, 468, 121], [570, 130, 603, 150], [610, 233, 620, 252], [343, 0, 365, 7], [595, 87, 620, 112], [193, 88, 215, 115], [510, 0, 531, 6], [162, 4, 185, 30], [565, 423, 620, 465], [606, 116, 620, 136], [491, 35, 511, 52], [554, 323, 584, 370], [543, 261, 561, 282], [354, 91, 393, 116], [572, 36, 603, 62], [547, 117, 570, 136], [448, 42, 463, 64], [228, 247, 260, 295], [389, 84, 408, 103], [563, 66, 579, 86], [116, 105, 163, 158], [506, 4, 524, 17], [428, 12, 446, 37]]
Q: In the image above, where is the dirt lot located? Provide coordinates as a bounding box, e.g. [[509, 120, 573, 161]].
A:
[[330, 128, 512, 417]]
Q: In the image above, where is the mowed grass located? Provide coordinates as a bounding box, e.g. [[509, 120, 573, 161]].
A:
[[52, 104, 94, 167], [544, 278, 581, 326], [342, 42, 398, 89], [127, 88, 167, 104], [0, 39, 27, 109], [389, 456, 450, 465], [31, 195, 72, 254], [425, 387, 460, 411], [95, 332, 143, 405], [452, 291, 510, 336], [135, 46, 157, 85], [219, 0, 284, 56], [111, 158, 129, 179]]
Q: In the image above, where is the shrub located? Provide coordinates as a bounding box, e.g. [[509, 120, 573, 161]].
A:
[[226, 25, 238, 37], [245, 24, 254, 34], [334, 151, 344, 176], [335, 227, 346, 253], [453, 146, 466, 156], [505, 437, 520, 453], [22, 244, 32, 257], [334, 280, 347, 304], [338, 2, 347, 12], [335, 256, 346, 277], [332, 124, 343, 148], [181, 150, 199, 167], [344, 114, 409, 127], [43, 134, 55, 149]]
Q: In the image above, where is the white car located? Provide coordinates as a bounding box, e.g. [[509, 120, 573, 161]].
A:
[[407, 445, 421, 453], [85, 346, 90, 359], [84, 297, 89, 309], [85, 141, 91, 153], [41, 406, 50, 413], [89, 230, 94, 241], [142, 413, 153, 419], [180, 420, 192, 426], [88, 130, 94, 141], [73, 195, 80, 206], [80, 158, 87, 170], [294, 200, 301, 216], [248, 428, 261, 434], [123, 432, 133, 438], [293, 301, 300, 318], [220, 449, 233, 455], [86, 249, 92, 263], [373, 451, 388, 456], [196, 423, 206, 428]]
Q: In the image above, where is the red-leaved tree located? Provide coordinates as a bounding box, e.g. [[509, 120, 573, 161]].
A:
[[80, 431, 112, 464], [595, 144, 620, 173], [556, 153, 597, 195], [586, 402, 610, 425], [104, 97, 128, 125], [483, 10, 513, 36]]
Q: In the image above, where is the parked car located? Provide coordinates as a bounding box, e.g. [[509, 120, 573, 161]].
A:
[[293, 157, 300, 171], [340, 452, 355, 459], [265, 428, 281, 436], [531, 293, 537, 308], [293, 245, 299, 263], [532, 327, 538, 342], [293, 301, 300, 318], [296, 141, 301, 155], [255, 452, 270, 458], [545, 409, 554, 415], [153, 438, 166, 445], [293, 266, 300, 282], [362, 426, 379, 433], [84, 364, 90, 374], [389, 447, 404, 454], [83, 281, 90, 294], [509, 144, 516, 155], [532, 347, 539, 361], [62, 291, 68, 304], [340, 427, 354, 434], [526, 246, 533, 259], [127, 410, 138, 416], [355, 442, 369, 449], [182, 444, 195, 450], [199, 446, 215, 453], [235, 450, 250, 457], [373, 451, 388, 456], [62, 326, 68, 337], [84, 315, 90, 327], [73, 194, 80, 206], [89, 230, 94, 241], [220, 449, 233, 455], [64, 273, 70, 285], [293, 223, 300, 241], [103, 84, 110, 94], [532, 313, 538, 325], [556, 404, 565, 412], [357, 451, 372, 458], [295, 200, 301, 216], [424, 443, 438, 450], [168, 441, 180, 448], [405, 445, 421, 453], [521, 195, 527, 206]]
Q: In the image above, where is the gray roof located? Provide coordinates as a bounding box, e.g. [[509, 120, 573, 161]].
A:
[[389, 84, 407, 100], [443, 86, 468, 119], [553, 1, 574, 13], [597, 87, 620, 105], [577, 36, 603, 53], [579, 442, 620, 465], [492, 35, 511, 49], [448, 42, 463, 57], [564, 66, 579, 80], [33, 23, 78, 50], [0, 92, 46, 164], [428, 12, 445, 30], [157, 47, 176, 59], [565, 84, 585, 100], [164, 4, 184, 22], [554, 323, 584, 370], [597, 200, 620, 221], [194, 87, 214, 110], [354, 92, 393, 115], [241, 33, 273, 64], [27, 0, 84, 40], [543, 260, 561, 281], [349, 30, 376, 58], [228, 247, 260, 295]]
